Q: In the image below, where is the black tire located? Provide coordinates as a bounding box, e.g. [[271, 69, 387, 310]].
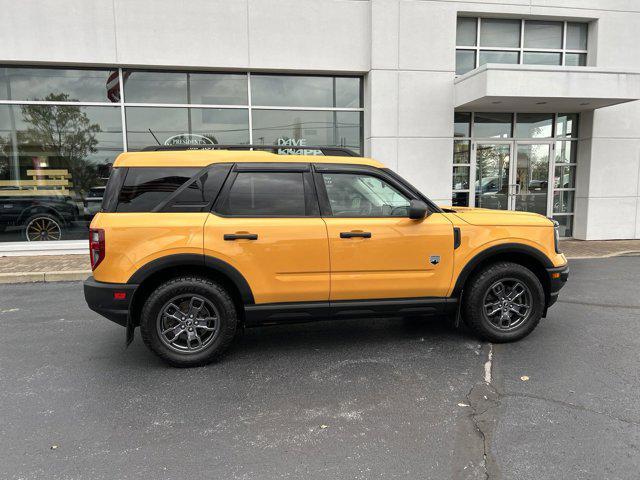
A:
[[140, 276, 238, 367], [23, 213, 63, 241], [462, 262, 545, 343]]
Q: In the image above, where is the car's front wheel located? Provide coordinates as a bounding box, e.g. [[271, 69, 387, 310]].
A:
[[463, 262, 545, 343], [140, 276, 238, 367]]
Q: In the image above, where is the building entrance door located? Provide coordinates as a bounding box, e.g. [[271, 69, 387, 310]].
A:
[[473, 141, 553, 216], [513, 142, 552, 216]]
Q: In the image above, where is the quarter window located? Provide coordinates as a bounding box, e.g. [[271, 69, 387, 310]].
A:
[[321, 173, 410, 217], [116, 168, 199, 212], [219, 172, 306, 216]]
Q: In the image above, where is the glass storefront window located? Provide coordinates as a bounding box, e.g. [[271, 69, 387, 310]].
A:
[[515, 113, 554, 138], [555, 165, 576, 189], [0, 67, 116, 103], [553, 190, 574, 214], [0, 104, 122, 241], [453, 140, 471, 163], [251, 110, 362, 155], [125, 107, 250, 150], [554, 215, 573, 238], [123, 71, 248, 105], [452, 112, 578, 235], [473, 113, 512, 138], [251, 75, 361, 108], [452, 166, 470, 190], [0, 67, 364, 246], [454, 113, 471, 138], [556, 114, 578, 138], [452, 192, 469, 207]]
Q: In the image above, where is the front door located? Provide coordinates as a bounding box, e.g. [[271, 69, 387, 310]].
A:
[[473, 141, 553, 216], [315, 167, 454, 301]]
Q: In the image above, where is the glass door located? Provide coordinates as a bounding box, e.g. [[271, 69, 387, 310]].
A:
[[474, 142, 511, 210], [513, 142, 552, 216]]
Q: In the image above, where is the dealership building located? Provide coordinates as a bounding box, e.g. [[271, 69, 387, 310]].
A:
[[1, 0, 640, 254]]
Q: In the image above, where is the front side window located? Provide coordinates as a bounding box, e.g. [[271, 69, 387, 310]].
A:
[[219, 172, 306, 216], [321, 173, 410, 217]]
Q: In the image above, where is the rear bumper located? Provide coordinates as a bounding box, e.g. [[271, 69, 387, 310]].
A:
[[546, 264, 569, 309], [83, 276, 138, 327]]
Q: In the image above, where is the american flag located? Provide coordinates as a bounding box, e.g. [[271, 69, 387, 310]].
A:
[[106, 70, 130, 102]]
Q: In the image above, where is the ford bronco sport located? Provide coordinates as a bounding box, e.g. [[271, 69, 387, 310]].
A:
[[83, 145, 568, 367]]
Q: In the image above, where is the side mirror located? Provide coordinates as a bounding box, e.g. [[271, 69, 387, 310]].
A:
[[408, 199, 428, 220]]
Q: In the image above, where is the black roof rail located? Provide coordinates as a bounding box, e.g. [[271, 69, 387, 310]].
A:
[[141, 144, 359, 157]]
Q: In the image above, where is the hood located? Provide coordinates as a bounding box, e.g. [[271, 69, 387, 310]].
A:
[[442, 206, 554, 227]]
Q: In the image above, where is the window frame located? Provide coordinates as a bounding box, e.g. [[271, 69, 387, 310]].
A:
[[212, 163, 320, 218], [312, 164, 427, 219], [455, 18, 589, 76]]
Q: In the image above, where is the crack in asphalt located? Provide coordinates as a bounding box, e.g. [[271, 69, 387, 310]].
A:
[[497, 391, 640, 427]]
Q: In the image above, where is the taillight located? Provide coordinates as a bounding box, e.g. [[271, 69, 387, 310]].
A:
[[89, 228, 105, 270]]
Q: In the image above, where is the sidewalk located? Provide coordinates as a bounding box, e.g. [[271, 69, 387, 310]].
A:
[[0, 239, 639, 283]]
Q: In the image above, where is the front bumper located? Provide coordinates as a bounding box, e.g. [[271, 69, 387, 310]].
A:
[[546, 264, 569, 309], [83, 276, 138, 327]]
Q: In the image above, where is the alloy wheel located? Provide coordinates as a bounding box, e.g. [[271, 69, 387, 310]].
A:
[[156, 295, 220, 353], [482, 278, 532, 331]]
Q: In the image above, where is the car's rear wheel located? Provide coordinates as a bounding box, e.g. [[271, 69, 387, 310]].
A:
[[24, 213, 63, 241], [463, 262, 545, 343], [140, 276, 238, 367]]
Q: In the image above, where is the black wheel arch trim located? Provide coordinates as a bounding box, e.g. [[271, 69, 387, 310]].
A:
[[127, 253, 255, 304], [452, 243, 555, 297]]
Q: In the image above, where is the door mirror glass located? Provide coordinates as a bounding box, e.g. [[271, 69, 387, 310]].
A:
[[409, 200, 429, 220]]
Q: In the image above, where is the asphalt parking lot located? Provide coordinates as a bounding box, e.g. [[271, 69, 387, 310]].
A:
[[1, 257, 639, 480]]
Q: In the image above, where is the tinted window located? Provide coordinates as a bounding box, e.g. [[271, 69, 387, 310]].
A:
[[220, 172, 306, 216], [116, 168, 199, 212], [322, 173, 410, 217], [165, 164, 231, 212], [102, 167, 126, 212]]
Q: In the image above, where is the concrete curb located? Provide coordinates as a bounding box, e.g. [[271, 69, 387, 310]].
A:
[[0, 270, 91, 284]]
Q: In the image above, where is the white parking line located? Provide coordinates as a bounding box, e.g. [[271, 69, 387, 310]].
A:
[[484, 344, 493, 384]]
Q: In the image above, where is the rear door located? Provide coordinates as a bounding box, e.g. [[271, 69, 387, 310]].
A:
[[203, 163, 330, 304], [315, 164, 454, 301]]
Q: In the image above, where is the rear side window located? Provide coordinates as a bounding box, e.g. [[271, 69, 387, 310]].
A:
[[101, 167, 126, 213], [116, 168, 199, 212], [164, 164, 231, 212], [115, 165, 231, 213], [217, 172, 306, 216]]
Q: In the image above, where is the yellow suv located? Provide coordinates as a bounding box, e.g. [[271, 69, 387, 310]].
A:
[[83, 145, 568, 367]]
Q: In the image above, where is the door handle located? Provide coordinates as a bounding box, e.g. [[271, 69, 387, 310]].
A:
[[224, 233, 258, 241], [340, 231, 372, 239]]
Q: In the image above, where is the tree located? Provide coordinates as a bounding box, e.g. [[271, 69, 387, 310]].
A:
[[19, 93, 101, 195]]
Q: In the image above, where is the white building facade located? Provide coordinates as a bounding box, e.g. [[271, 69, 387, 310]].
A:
[[1, 0, 639, 254]]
